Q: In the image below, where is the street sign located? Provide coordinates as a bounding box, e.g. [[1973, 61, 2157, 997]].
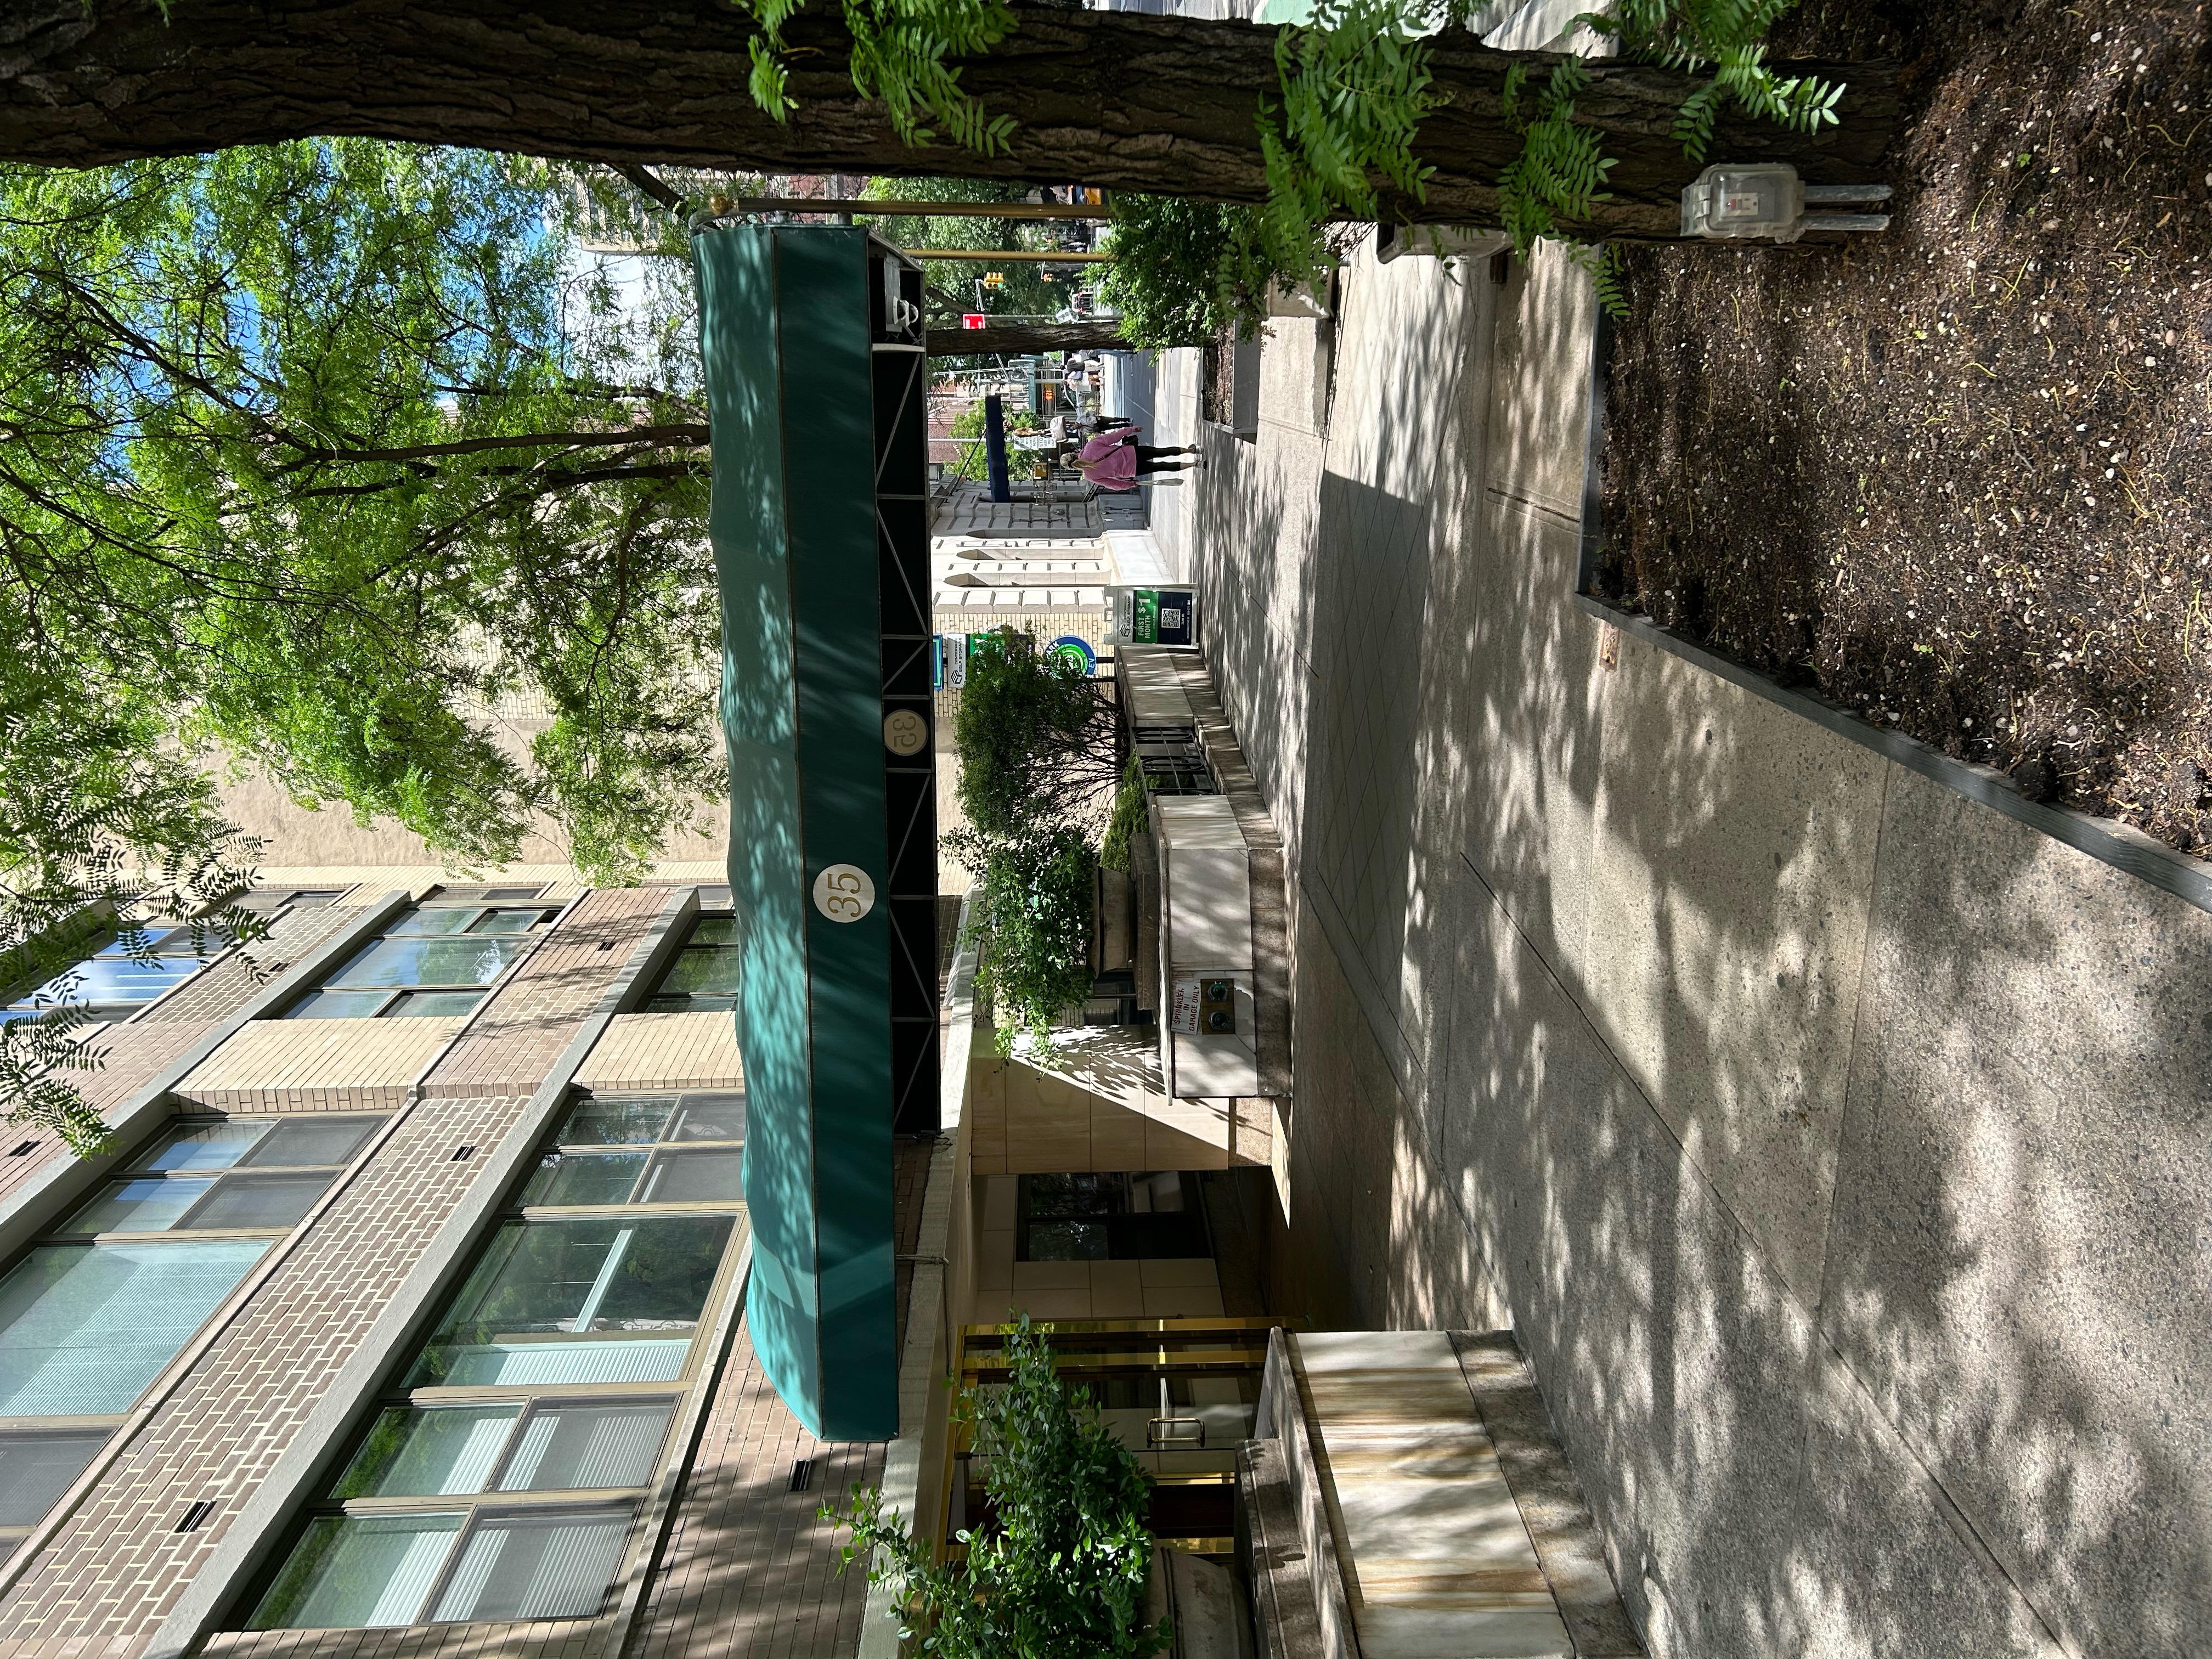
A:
[[961, 313, 987, 329]]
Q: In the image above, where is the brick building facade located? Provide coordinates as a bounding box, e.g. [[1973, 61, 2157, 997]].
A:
[[0, 872, 874, 1659]]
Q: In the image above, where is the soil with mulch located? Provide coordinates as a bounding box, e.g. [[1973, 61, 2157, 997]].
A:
[[1600, 0, 2212, 855]]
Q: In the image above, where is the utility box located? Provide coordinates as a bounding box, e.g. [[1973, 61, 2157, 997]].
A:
[[1153, 795, 1259, 1099]]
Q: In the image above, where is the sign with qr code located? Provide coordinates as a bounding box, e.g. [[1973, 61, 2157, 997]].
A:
[[1103, 586, 1198, 648]]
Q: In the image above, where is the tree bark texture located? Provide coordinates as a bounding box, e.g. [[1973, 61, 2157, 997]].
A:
[[0, 0, 1903, 236], [926, 321, 1126, 356]]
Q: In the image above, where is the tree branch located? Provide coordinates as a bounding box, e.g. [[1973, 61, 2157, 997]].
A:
[[273, 424, 711, 465], [612, 162, 684, 211], [0, 0, 1904, 237]]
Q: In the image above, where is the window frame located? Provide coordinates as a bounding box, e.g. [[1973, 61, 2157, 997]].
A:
[[56, 1115, 390, 1242], [282, 901, 565, 1020], [1, 915, 236, 1028], [0, 1110, 392, 1554], [244, 1089, 749, 1633], [635, 912, 742, 1014]]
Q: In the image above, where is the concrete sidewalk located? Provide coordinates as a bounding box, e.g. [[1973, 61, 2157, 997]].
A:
[[1175, 239, 2212, 1658]]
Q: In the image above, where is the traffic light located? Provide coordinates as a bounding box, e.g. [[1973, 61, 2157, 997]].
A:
[[982, 271, 1005, 289]]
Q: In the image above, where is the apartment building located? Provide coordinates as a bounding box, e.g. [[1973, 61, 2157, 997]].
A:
[[0, 866, 883, 1659]]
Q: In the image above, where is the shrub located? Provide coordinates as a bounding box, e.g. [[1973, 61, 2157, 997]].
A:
[[955, 824, 1097, 1056], [828, 1317, 1168, 1659], [1098, 756, 1149, 874]]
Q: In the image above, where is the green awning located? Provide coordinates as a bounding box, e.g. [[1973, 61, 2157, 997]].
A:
[[693, 223, 938, 1442]]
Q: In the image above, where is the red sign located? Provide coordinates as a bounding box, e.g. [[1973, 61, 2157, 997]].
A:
[[961, 313, 988, 329]]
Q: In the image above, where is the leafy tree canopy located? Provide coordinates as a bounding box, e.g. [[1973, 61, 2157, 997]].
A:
[[948, 630, 1119, 1049], [0, 140, 721, 888], [1, 139, 720, 1139]]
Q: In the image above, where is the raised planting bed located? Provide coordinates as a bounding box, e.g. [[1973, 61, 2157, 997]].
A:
[[1600, 0, 2211, 861]]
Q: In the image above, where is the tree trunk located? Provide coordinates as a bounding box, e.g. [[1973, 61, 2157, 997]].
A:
[[927, 321, 1127, 357], [0, 0, 1903, 238]]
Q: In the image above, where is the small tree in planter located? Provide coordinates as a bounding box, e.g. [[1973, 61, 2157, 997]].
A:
[[953, 630, 1119, 843], [828, 1317, 1170, 1659], [952, 630, 1120, 1052]]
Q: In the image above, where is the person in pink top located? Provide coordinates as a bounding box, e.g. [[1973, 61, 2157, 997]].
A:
[[1071, 425, 1202, 492]]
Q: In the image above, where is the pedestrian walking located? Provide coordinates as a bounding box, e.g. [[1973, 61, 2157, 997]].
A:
[[1071, 425, 1203, 492]]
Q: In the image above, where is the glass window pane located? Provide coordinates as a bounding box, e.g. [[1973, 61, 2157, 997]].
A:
[[592, 1217, 734, 1326], [148, 927, 233, 958], [1024, 1173, 1118, 1216], [332, 1407, 520, 1498], [250, 1513, 464, 1629], [0, 1430, 109, 1525], [64, 1177, 216, 1234], [466, 910, 550, 934], [1026, 1221, 1109, 1261], [181, 1174, 329, 1231], [103, 925, 204, 957], [522, 1153, 647, 1209], [328, 936, 526, 989], [238, 1116, 386, 1169], [652, 950, 742, 998], [687, 916, 739, 946], [496, 1402, 673, 1491], [98, 925, 173, 956], [385, 991, 484, 1018], [0, 1241, 268, 1415], [430, 1508, 631, 1623], [636, 1150, 743, 1205], [667, 1095, 746, 1143], [1128, 1172, 1186, 1213], [406, 1217, 731, 1386], [555, 1098, 673, 1146], [428, 1339, 694, 1387], [138, 1121, 274, 1172], [25, 956, 197, 1007], [407, 1221, 734, 1389], [285, 990, 393, 1020], [389, 910, 480, 936]]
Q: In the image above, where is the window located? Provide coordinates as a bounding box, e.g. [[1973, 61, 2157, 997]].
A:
[[0, 1431, 108, 1526], [639, 915, 740, 1013], [1015, 1172, 1210, 1261], [1, 921, 229, 1028], [234, 888, 351, 915], [60, 1117, 385, 1238], [0, 1111, 386, 1552], [248, 1091, 747, 1631], [285, 900, 561, 1019]]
